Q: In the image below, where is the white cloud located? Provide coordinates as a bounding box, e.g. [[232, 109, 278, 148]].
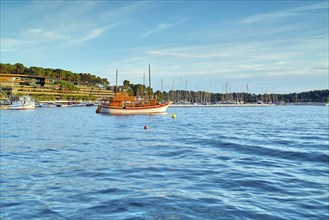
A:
[[24, 28, 71, 41], [141, 18, 189, 38], [101, 1, 158, 19], [265, 66, 327, 77], [74, 23, 121, 44], [238, 64, 264, 70], [1, 39, 28, 52], [242, 2, 329, 24], [242, 11, 295, 24], [146, 42, 265, 59], [295, 2, 329, 11], [1, 38, 26, 47], [13, 23, 120, 48]]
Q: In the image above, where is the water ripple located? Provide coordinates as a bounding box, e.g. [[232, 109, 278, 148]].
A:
[[1, 106, 328, 219]]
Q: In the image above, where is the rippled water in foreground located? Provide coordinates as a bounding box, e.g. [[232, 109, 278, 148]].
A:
[[1, 106, 328, 219]]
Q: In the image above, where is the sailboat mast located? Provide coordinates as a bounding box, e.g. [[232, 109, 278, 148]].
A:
[[161, 78, 163, 92], [149, 65, 151, 99], [115, 70, 118, 95], [143, 72, 145, 98]]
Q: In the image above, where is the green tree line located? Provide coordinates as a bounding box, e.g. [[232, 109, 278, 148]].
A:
[[0, 63, 110, 88], [119, 80, 154, 97]]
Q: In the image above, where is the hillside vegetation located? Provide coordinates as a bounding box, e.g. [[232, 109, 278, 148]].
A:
[[0, 63, 110, 88]]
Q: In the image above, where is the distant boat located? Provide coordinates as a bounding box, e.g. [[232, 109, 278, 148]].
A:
[[56, 103, 69, 107], [37, 103, 49, 107], [66, 103, 83, 107], [37, 102, 57, 108], [8, 96, 35, 110], [96, 92, 171, 115], [7, 77, 35, 110]]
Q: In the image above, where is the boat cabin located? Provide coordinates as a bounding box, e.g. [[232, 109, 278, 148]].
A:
[[108, 92, 158, 108]]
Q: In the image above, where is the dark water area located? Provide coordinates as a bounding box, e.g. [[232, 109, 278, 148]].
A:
[[1, 106, 328, 219]]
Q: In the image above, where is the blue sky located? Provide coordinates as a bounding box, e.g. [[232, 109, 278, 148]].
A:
[[1, 1, 328, 93]]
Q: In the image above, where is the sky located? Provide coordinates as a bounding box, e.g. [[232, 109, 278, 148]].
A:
[[1, 0, 328, 94]]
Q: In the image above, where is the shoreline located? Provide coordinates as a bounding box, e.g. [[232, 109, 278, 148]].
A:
[[170, 103, 328, 107], [170, 104, 275, 108]]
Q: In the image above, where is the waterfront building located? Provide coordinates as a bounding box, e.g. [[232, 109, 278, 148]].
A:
[[0, 73, 114, 100]]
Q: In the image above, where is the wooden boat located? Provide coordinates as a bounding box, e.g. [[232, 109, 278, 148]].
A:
[[97, 65, 171, 115], [96, 92, 171, 115]]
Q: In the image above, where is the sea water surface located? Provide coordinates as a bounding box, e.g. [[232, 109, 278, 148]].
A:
[[0, 106, 328, 219]]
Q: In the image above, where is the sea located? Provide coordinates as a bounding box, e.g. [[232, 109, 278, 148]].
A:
[[0, 106, 328, 220]]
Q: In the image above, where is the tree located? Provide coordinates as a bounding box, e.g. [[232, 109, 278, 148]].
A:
[[55, 80, 79, 92], [155, 90, 164, 102], [123, 80, 130, 90], [129, 84, 145, 97], [15, 63, 25, 74]]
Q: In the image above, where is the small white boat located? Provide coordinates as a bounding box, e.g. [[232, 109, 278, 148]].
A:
[[56, 104, 69, 107], [69, 103, 86, 107], [8, 96, 35, 110], [47, 102, 58, 108]]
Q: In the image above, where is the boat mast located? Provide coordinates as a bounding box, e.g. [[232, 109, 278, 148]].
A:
[[149, 65, 151, 99], [161, 78, 163, 101], [143, 72, 145, 99], [115, 70, 118, 95], [161, 78, 163, 92]]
